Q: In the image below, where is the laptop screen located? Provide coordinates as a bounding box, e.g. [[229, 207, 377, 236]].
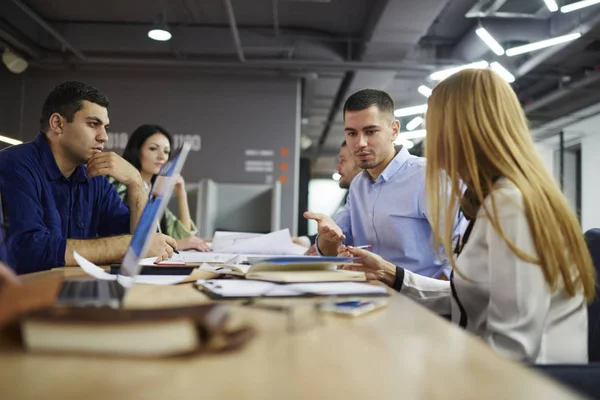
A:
[[120, 142, 191, 278]]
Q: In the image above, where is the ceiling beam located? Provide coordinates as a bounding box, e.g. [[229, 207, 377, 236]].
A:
[[9, 0, 86, 61]]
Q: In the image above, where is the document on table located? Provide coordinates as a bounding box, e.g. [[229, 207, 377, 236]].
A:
[[73, 252, 191, 285], [215, 229, 307, 255], [195, 279, 388, 298]]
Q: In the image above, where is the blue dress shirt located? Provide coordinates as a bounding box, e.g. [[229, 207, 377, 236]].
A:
[[0, 133, 131, 274], [327, 147, 463, 278]]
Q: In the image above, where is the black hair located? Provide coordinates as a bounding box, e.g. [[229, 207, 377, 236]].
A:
[[122, 124, 174, 234], [342, 89, 395, 120], [40, 81, 109, 132], [122, 124, 173, 170]]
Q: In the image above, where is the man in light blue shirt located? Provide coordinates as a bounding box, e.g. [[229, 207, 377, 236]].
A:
[[305, 89, 462, 278]]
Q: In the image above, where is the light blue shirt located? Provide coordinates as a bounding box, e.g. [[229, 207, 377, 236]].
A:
[[326, 147, 462, 278]]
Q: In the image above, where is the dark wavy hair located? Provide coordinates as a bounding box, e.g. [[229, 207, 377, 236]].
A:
[[122, 124, 173, 170], [122, 124, 173, 234]]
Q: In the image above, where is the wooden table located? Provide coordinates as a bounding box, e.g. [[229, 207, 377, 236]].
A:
[[0, 268, 583, 400]]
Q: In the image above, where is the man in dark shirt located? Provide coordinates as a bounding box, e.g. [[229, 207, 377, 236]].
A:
[[0, 81, 176, 274]]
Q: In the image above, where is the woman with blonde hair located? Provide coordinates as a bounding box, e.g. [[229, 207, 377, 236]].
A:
[[340, 68, 595, 363]]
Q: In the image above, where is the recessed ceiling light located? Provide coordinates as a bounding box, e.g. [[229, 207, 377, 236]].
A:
[[148, 28, 172, 41]]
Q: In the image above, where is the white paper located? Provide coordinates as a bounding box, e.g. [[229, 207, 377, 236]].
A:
[[195, 279, 387, 297], [196, 279, 301, 297], [216, 229, 307, 255], [286, 282, 388, 296], [73, 251, 117, 281], [73, 251, 191, 286], [211, 231, 264, 251]]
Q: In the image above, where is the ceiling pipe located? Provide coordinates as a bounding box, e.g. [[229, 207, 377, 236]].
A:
[[223, 0, 246, 62], [33, 55, 436, 75], [524, 71, 600, 114], [9, 0, 86, 62]]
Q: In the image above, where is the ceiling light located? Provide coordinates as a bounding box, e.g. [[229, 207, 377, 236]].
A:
[[148, 28, 172, 41], [406, 116, 424, 131], [543, 0, 559, 12], [430, 61, 489, 81], [490, 62, 516, 83], [2, 48, 28, 74], [561, 0, 600, 13], [394, 104, 427, 118], [505, 33, 581, 56], [396, 130, 427, 141], [475, 27, 505, 56], [148, 11, 172, 41], [417, 85, 432, 98], [0, 134, 23, 145], [332, 172, 341, 181]]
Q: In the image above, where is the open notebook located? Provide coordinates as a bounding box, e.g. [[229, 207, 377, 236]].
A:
[[199, 256, 366, 283]]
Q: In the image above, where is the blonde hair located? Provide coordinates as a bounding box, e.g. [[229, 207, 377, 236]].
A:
[[425, 68, 595, 302]]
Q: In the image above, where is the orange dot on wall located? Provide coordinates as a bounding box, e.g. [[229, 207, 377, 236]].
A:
[[279, 175, 288, 184], [279, 162, 289, 171], [280, 147, 289, 156]]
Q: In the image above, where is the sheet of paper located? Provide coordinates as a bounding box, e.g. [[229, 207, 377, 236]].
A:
[[286, 282, 388, 296], [195, 279, 387, 297], [196, 279, 302, 297], [73, 251, 117, 281], [73, 251, 191, 286], [211, 231, 264, 251], [216, 229, 307, 255], [198, 263, 249, 276]]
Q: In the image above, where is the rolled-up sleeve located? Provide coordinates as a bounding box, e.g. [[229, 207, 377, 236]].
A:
[[0, 169, 67, 274]]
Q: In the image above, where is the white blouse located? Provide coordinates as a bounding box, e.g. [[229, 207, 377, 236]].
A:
[[396, 178, 588, 364]]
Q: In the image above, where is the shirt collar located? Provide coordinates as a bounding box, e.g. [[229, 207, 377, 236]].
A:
[[34, 132, 88, 183], [376, 146, 411, 183]]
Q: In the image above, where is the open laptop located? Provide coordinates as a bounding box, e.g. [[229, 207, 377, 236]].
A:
[[56, 141, 191, 308]]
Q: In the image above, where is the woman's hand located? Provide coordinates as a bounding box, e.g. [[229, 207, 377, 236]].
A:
[[174, 174, 186, 194], [176, 236, 211, 252], [337, 245, 397, 286], [0, 263, 20, 290]]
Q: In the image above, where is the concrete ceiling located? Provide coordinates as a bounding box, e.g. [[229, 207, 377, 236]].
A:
[[2, 0, 600, 178]]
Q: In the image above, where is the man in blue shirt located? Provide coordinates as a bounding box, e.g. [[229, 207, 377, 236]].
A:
[[0, 81, 177, 274], [305, 89, 462, 279]]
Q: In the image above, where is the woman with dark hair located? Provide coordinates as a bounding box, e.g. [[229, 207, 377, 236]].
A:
[[110, 124, 210, 252]]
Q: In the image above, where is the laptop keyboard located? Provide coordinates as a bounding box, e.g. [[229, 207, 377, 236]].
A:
[[57, 280, 125, 307]]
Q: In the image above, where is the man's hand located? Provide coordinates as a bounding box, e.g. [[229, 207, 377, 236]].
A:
[[0, 263, 20, 290], [147, 233, 177, 262], [87, 152, 142, 185], [337, 245, 396, 286], [177, 236, 210, 252], [303, 212, 345, 243]]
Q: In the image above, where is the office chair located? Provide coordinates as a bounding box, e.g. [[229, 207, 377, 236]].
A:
[[533, 229, 600, 399]]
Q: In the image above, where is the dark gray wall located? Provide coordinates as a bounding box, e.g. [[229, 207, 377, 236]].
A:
[[0, 68, 300, 233]]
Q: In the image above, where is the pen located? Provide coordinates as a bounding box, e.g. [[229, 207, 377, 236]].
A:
[[173, 249, 180, 254], [355, 245, 372, 249]]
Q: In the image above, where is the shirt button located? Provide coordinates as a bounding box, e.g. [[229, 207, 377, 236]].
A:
[[368, 213, 373, 218]]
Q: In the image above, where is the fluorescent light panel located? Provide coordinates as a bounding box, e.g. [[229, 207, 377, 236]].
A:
[[397, 130, 427, 141], [406, 116, 423, 131], [394, 104, 427, 118], [543, 0, 559, 12], [475, 28, 505, 56], [561, 0, 600, 13], [505, 32, 581, 56], [0, 134, 22, 145], [430, 61, 489, 81], [490, 62, 515, 83], [332, 172, 341, 181], [417, 85, 432, 98]]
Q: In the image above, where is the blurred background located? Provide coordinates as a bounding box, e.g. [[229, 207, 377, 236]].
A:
[[0, 0, 598, 236]]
